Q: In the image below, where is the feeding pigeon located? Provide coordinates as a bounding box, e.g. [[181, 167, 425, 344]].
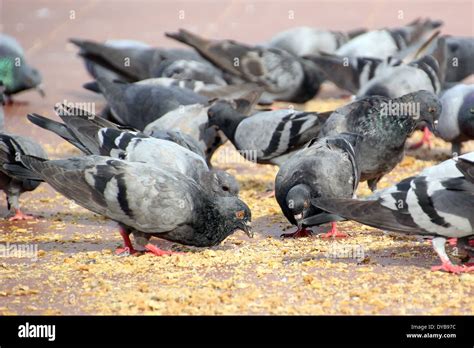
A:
[[93, 76, 209, 130], [206, 100, 333, 166], [143, 103, 227, 165], [335, 18, 442, 59], [143, 91, 260, 164], [357, 38, 446, 150], [20, 155, 252, 255], [444, 36, 474, 86], [436, 84, 474, 155], [313, 157, 474, 273], [319, 90, 441, 191], [275, 133, 361, 238], [165, 29, 325, 103], [70, 38, 227, 85], [304, 54, 403, 94], [0, 34, 44, 99], [265, 27, 366, 56], [26, 107, 239, 197], [0, 133, 48, 220], [357, 49, 446, 99], [84, 76, 261, 104]]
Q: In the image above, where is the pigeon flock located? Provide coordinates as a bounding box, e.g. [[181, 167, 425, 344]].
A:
[[1, 17, 473, 275]]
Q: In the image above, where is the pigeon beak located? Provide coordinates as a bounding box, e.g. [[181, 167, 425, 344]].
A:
[[294, 213, 303, 228], [36, 85, 45, 98], [241, 221, 253, 238]]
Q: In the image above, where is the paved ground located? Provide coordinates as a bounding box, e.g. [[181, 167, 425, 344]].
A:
[[0, 0, 473, 314]]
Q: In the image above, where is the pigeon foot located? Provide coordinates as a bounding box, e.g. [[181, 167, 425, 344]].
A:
[[144, 243, 183, 256], [431, 260, 474, 273], [280, 227, 313, 238], [320, 222, 347, 238], [8, 209, 35, 221]]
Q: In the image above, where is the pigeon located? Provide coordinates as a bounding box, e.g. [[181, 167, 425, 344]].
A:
[[357, 39, 446, 151], [313, 157, 474, 273], [319, 90, 442, 191], [143, 92, 260, 164], [26, 107, 239, 197], [303, 54, 403, 94], [206, 100, 333, 166], [275, 133, 361, 238], [335, 18, 442, 59], [165, 29, 325, 103], [265, 27, 366, 56], [93, 76, 210, 130], [143, 103, 227, 165], [144, 128, 206, 159], [82, 39, 151, 87], [444, 36, 474, 85], [357, 49, 445, 99], [436, 84, 474, 155], [0, 133, 48, 220], [20, 155, 252, 255], [0, 34, 44, 99], [70, 38, 227, 85]]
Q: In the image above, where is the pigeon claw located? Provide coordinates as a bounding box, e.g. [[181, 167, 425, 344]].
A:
[[280, 227, 313, 238], [431, 261, 474, 273], [320, 222, 347, 239], [115, 247, 136, 256], [144, 243, 183, 256], [8, 209, 35, 221], [409, 127, 432, 150]]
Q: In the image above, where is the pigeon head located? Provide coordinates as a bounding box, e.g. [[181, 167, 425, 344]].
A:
[[397, 90, 441, 130], [213, 196, 252, 240], [286, 184, 312, 228], [207, 100, 246, 141], [204, 169, 240, 197]]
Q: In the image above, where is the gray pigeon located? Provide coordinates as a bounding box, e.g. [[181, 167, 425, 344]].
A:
[[94, 77, 209, 130], [319, 90, 441, 191], [142, 92, 260, 164], [0, 34, 43, 99], [26, 108, 239, 197], [0, 133, 47, 220], [265, 27, 366, 56], [444, 36, 474, 86], [144, 128, 205, 159], [357, 49, 445, 99], [436, 84, 474, 155], [336, 18, 442, 59], [21, 155, 252, 255], [70, 38, 226, 85], [206, 100, 333, 166], [82, 39, 151, 87], [303, 54, 402, 94], [143, 103, 227, 165], [313, 157, 474, 273], [275, 133, 361, 238], [165, 29, 325, 103]]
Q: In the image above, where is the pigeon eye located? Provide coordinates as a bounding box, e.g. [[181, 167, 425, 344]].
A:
[[303, 201, 309, 209], [222, 186, 230, 192], [428, 107, 436, 113], [235, 210, 245, 219]]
